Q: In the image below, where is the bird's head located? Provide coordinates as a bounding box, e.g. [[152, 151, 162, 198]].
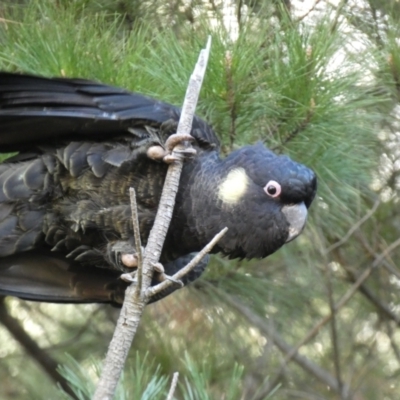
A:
[[211, 142, 317, 258]]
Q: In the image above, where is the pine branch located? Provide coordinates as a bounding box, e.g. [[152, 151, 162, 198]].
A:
[[295, 0, 322, 22], [257, 236, 400, 397], [147, 227, 227, 299], [341, 262, 400, 326], [92, 37, 212, 400], [0, 297, 78, 400], [225, 296, 351, 399], [324, 263, 344, 398], [211, 232, 400, 399], [326, 199, 380, 254]]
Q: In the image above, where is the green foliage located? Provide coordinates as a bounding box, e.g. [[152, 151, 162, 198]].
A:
[[58, 353, 169, 400], [1, 1, 400, 400], [0, 1, 383, 235], [58, 352, 267, 400]]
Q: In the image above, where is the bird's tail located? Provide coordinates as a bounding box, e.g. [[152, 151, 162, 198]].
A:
[[0, 251, 209, 306], [0, 250, 127, 305]]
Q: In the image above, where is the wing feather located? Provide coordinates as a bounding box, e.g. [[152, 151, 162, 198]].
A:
[[0, 72, 219, 152], [0, 251, 209, 305]]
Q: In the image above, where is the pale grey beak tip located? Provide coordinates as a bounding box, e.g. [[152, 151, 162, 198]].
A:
[[282, 202, 308, 243]]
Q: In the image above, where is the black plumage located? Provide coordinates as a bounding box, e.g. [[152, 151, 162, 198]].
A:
[[0, 72, 317, 306]]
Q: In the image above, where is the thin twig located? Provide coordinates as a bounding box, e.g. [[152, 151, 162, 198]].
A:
[[370, 5, 384, 48], [147, 227, 228, 299], [330, 0, 349, 34], [295, 0, 322, 22], [0, 297, 78, 400], [166, 372, 179, 400], [326, 199, 380, 253], [356, 231, 400, 280], [236, 0, 243, 27], [129, 188, 143, 297], [386, 322, 400, 364], [271, 98, 315, 152], [224, 296, 351, 398], [225, 50, 236, 150], [44, 306, 105, 351], [0, 17, 21, 24], [176, 36, 212, 136], [252, 235, 400, 398], [324, 264, 344, 398], [92, 37, 212, 400], [341, 262, 400, 326]]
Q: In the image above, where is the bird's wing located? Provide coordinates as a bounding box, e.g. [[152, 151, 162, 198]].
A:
[[0, 250, 127, 305], [0, 72, 219, 152], [0, 251, 209, 305]]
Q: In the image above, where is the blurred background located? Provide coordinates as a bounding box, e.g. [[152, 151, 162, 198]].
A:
[[1, 0, 400, 399]]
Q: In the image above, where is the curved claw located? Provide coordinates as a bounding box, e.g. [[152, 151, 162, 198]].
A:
[[165, 133, 195, 152], [74, 250, 101, 262], [120, 272, 137, 283], [106, 241, 139, 272], [151, 262, 183, 286], [51, 238, 68, 252], [175, 147, 197, 156], [147, 133, 196, 164], [162, 153, 183, 164], [162, 147, 197, 164], [66, 245, 93, 259]]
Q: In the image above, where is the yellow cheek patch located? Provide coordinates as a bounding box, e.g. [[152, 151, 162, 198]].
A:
[[218, 167, 249, 205]]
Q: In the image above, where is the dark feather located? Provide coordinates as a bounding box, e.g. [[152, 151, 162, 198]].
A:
[[0, 72, 219, 152], [0, 251, 209, 305]]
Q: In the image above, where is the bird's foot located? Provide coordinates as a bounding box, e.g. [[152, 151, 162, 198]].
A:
[[147, 144, 196, 163], [66, 245, 102, 262], [120, 271, 137, 283], [163, 133, 196, 163], [146, 120, 196, 164], [65, 242, 140, 272], [152, 262, 184, 286], [147, 145, 167, 161], [107, 241, 144, 272]]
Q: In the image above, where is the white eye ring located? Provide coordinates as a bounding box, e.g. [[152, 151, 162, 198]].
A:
[[264, 180, 281, 198]]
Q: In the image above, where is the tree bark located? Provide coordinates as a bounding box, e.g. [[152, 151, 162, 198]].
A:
[[92, 37, 212, 400]]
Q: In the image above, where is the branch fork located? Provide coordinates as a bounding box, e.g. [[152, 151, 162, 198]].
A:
[[92, 36, 226, 400]]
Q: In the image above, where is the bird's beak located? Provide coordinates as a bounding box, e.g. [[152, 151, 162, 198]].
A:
[[282, 202, 308, 243]]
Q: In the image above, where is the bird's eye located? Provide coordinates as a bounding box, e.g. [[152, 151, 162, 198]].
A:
[[264, 180, 281, 198]]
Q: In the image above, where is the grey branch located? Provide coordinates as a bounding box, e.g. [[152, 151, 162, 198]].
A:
[[253, 235, 400, 398], [324, 263, 344, 398], [146, 227, 228, 299], [0, 297, 78, 400], [129, 188, 143, 297], [166, 372, 179, 400], [325, 199, 380, 254], [92, 36, 212, 400], [226, 297, 351, 399]]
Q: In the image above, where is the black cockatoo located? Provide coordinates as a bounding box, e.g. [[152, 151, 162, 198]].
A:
[[0, 72, 317, 306]]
